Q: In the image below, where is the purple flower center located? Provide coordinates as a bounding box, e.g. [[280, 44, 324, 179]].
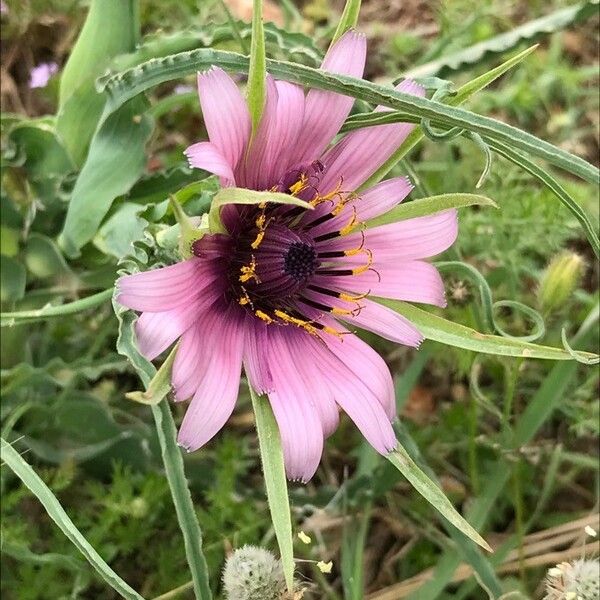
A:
[[284, 242, 318, 281], [194, 163, 375, 337]]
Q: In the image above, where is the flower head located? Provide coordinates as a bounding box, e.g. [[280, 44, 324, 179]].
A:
[[117, 31, 458, 481], [545, 559, 600, 600]]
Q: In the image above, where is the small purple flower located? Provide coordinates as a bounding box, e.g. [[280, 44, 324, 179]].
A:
[[0, 1, 7, 15], [117, 31, 458, 482], [174, 84, 194, 95], [29, 62, 59, 89]]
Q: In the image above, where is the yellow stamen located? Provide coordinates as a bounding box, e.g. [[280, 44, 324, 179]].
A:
[[250, 231, 265, 249], [351, 249, 373, 276], [339, 208, 358, 236], [239, 256, 260, 283], [289, 173, 308, 196], [255, 310, 273, 323], [331, 306, 354, 316], [339, 290, 370, 302]]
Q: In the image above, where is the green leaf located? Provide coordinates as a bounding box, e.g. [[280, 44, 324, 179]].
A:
[[99, 48, 598, 184], [249, 387, 295, 592], [125, 343, 178, 405], [58, 0, 140, 164], [208, 187, 312, 234], [247, 0, 266, 139], [387, 444, 492, 552], [0, 439, 145, 600], [360, 44, 537, 188], [112, 297, 213, 600], [59, 97, 153, 258], [331, 0, 361, 45], [367, 193, 497, 227], [0, 256, 26, 304], [0, 289, 113, 328], [24, 233, 72, 280], [376, 300, 599, 362], [404, 1, 599, 79]]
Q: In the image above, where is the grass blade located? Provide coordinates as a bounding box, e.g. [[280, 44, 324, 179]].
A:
[[250, 387, 295, 592], [1, 439, 145, 600]]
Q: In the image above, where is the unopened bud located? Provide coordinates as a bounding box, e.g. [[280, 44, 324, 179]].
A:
[[538, 251, 583, 315]]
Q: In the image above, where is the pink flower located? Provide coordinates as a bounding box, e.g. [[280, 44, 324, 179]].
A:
[[29, 62, 59, 89], [117, 31, 458, 482]]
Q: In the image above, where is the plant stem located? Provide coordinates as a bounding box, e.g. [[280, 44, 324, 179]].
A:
[[0, 288, 113, 326]]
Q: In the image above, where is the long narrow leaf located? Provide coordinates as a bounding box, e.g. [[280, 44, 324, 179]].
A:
[[362, 44, 539, 188], [247, 0, 266, 138], [250, 387, 295, 592], [387, 444, 492, 552], [113, 300, 212, 599], [377, 300, 598, 362], [331, 0, 361, 45], [100, 48, 598, 184], [1, 439, 145, 600]]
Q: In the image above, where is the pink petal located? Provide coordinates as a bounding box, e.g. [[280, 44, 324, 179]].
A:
[[266, 327, 324, 482], [116, 259, 215, 312], [292, 30, 367, 166], [135, 303, 200, 361], [318, 79, 425, 193], [314, 260, 447, 307], [282, 327, 339, 438], [196, 67, 251, 170], [177, 308, 244, 452], [304, 330, 398, 452], [236, 76, 280, 190], [320, 209, 459, 261], [264, 80, 306, 184], [242, 314, 273, 395], [184, 141, 235, 184], [306, 176, 413, 236], [344, 299, 423, 347], [172, 309, 222, 401]]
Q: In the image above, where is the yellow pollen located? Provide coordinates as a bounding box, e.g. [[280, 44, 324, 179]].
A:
[[238, 296, 250, 306], [351, 249, 374, 276], [331, 306, 354, 315], [239, 256, 260, 283], [289, 174, 308, 196], [339, 209, 358, 236], [339, 291, 370, 302], [255, 310, 273, 323], [250, 231, 265, 249]]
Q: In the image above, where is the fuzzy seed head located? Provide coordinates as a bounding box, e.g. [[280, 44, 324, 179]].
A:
[[222, 545, 287, 600], [544, 559, 600, 600]]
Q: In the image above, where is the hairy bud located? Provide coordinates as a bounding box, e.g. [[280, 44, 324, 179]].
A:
[[222, 545, 288, 600], [538, 251, 583, 315]]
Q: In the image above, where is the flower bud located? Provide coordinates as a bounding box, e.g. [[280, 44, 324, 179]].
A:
[[222, 545, 287, 600], [545, 559, 600, 600], [537, 251, 583, 315]]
